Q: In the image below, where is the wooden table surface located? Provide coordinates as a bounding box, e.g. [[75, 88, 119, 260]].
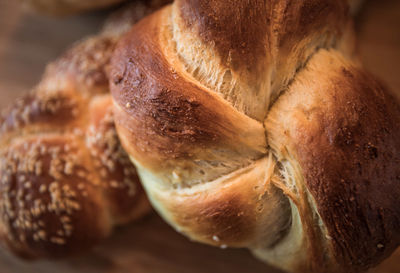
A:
[[0, 0, 399, 272]]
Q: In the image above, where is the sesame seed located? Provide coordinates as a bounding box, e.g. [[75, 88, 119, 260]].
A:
[[38, 230, 46, 240], [110, 181, 120, 188], [39, 184, 47, 193], [50, 237, 66, 245]]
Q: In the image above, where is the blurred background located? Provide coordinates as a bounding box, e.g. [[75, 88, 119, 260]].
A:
[[0, 0, 399, 272]]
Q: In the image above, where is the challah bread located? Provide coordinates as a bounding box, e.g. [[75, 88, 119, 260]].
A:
[[110, 1, 400, 272], [19, 0, 127, 15], [0, 0, 172, 259]]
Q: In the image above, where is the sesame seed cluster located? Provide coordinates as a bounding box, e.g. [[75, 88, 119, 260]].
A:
[[0, 0, 175, 259], [0, 30, 149, 259]]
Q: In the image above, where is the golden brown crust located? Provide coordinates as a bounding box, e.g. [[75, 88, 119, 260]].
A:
[[0, 2, 163, 259], [87, 96, 149, 225], [0, 91, 79, 138], [143, 157, 291, 249], [0, 63, 147, 261], [266, 50, 400, 271], [111, 1, 400, 272], [172, 0, 351, 120], [111, 9, 266, 187], [178, 0, 269, 74], [177, 0, 348, 73], [39, 36, 117, 96], [0, 136, 111, 259]]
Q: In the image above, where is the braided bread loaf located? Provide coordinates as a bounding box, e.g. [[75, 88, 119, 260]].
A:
[[0, 0, 171, 259], [110, 1, 400, 272]]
